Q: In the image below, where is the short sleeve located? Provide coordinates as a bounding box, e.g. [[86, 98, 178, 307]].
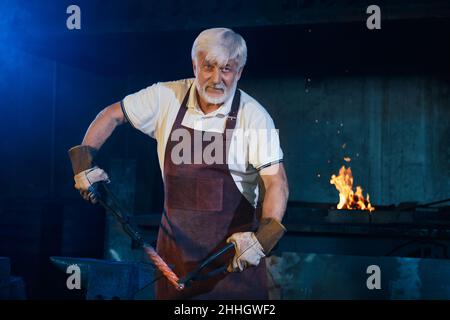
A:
[[121, 83, 160, 138], [247, 107, 284, 170]]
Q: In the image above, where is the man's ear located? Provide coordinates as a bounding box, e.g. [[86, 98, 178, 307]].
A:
[[236, 66, 244, 81]]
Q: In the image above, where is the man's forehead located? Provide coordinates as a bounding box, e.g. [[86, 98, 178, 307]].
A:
[[197, 52, 238, 66]]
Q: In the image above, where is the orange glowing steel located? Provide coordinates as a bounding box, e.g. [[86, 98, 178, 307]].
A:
[[330, 165, 375, 212]]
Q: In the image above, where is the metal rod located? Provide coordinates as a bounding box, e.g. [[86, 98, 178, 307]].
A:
[[91, 182, 183, 291]]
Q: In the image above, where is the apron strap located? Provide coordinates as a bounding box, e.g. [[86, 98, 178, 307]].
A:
[[224, 89, 241, 132], [224, 89, 241, 159], [171, 84, 192, 130]]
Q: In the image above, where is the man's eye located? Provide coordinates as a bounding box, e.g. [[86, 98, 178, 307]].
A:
[[221, 67, 231, 72]]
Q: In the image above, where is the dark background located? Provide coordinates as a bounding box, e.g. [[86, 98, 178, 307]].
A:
[[0, 0, 449, 299]]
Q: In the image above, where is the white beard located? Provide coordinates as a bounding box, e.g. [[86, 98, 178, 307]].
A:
[[195, 78, 237, 105]]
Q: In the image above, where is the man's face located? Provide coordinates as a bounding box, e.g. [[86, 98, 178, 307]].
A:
[[193, 51, 243, 105]]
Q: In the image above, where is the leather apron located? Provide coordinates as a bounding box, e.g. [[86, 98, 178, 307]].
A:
[[155, 86, 268, 299]]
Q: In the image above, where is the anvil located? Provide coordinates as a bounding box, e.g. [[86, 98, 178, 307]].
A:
[[50, 256, 161, 300]]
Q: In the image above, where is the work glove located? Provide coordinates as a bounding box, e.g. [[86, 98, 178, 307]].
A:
[[74, 166, 110, 203], [68, 145, 110, 204], [226, 218, 286, 272], [226, 232, 265, 272]]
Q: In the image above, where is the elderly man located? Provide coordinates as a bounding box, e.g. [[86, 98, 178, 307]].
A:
[[69, 28, 289, 299]]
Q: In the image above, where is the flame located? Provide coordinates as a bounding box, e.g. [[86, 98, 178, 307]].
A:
[[330, 165, 375, 212]]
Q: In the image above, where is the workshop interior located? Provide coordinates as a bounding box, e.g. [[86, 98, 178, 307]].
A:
[[1, 0, 450, 300]]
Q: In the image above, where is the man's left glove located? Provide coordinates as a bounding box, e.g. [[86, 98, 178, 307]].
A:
[[226, 218, 286, 272], [68, 145, 110, 204], [226, 232, 265, 272]]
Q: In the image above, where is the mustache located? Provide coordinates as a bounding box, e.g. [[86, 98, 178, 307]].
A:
[[205, 83, 226, 91]]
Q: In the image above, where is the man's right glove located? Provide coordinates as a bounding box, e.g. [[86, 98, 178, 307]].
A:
[[68, 145, 110, 203]]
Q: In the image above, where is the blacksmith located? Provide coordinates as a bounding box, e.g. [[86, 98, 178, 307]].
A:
[[69, 27, 289, 299]]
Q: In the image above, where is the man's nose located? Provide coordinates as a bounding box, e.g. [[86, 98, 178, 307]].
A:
[[211, 67, 221, 84]]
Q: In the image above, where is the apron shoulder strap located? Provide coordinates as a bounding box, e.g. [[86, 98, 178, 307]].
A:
[[224, 89, 241, 132], [171, 84, 192, 128]]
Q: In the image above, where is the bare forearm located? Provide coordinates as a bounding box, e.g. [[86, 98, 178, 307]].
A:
[[81, 102, 125, 150], [261, 181, 289, 222], [259, 163, 289, 222]]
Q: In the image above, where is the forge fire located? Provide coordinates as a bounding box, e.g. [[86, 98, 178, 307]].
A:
[[330, 163, 375, 212]]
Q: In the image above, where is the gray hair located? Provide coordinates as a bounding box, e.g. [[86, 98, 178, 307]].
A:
[[191, 28, 247, 69]]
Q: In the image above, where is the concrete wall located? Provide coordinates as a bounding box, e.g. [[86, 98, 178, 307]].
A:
[[241, 75, 450, 205]]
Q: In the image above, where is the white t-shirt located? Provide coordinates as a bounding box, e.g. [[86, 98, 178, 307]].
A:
[[121, 78, 283, 207]]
